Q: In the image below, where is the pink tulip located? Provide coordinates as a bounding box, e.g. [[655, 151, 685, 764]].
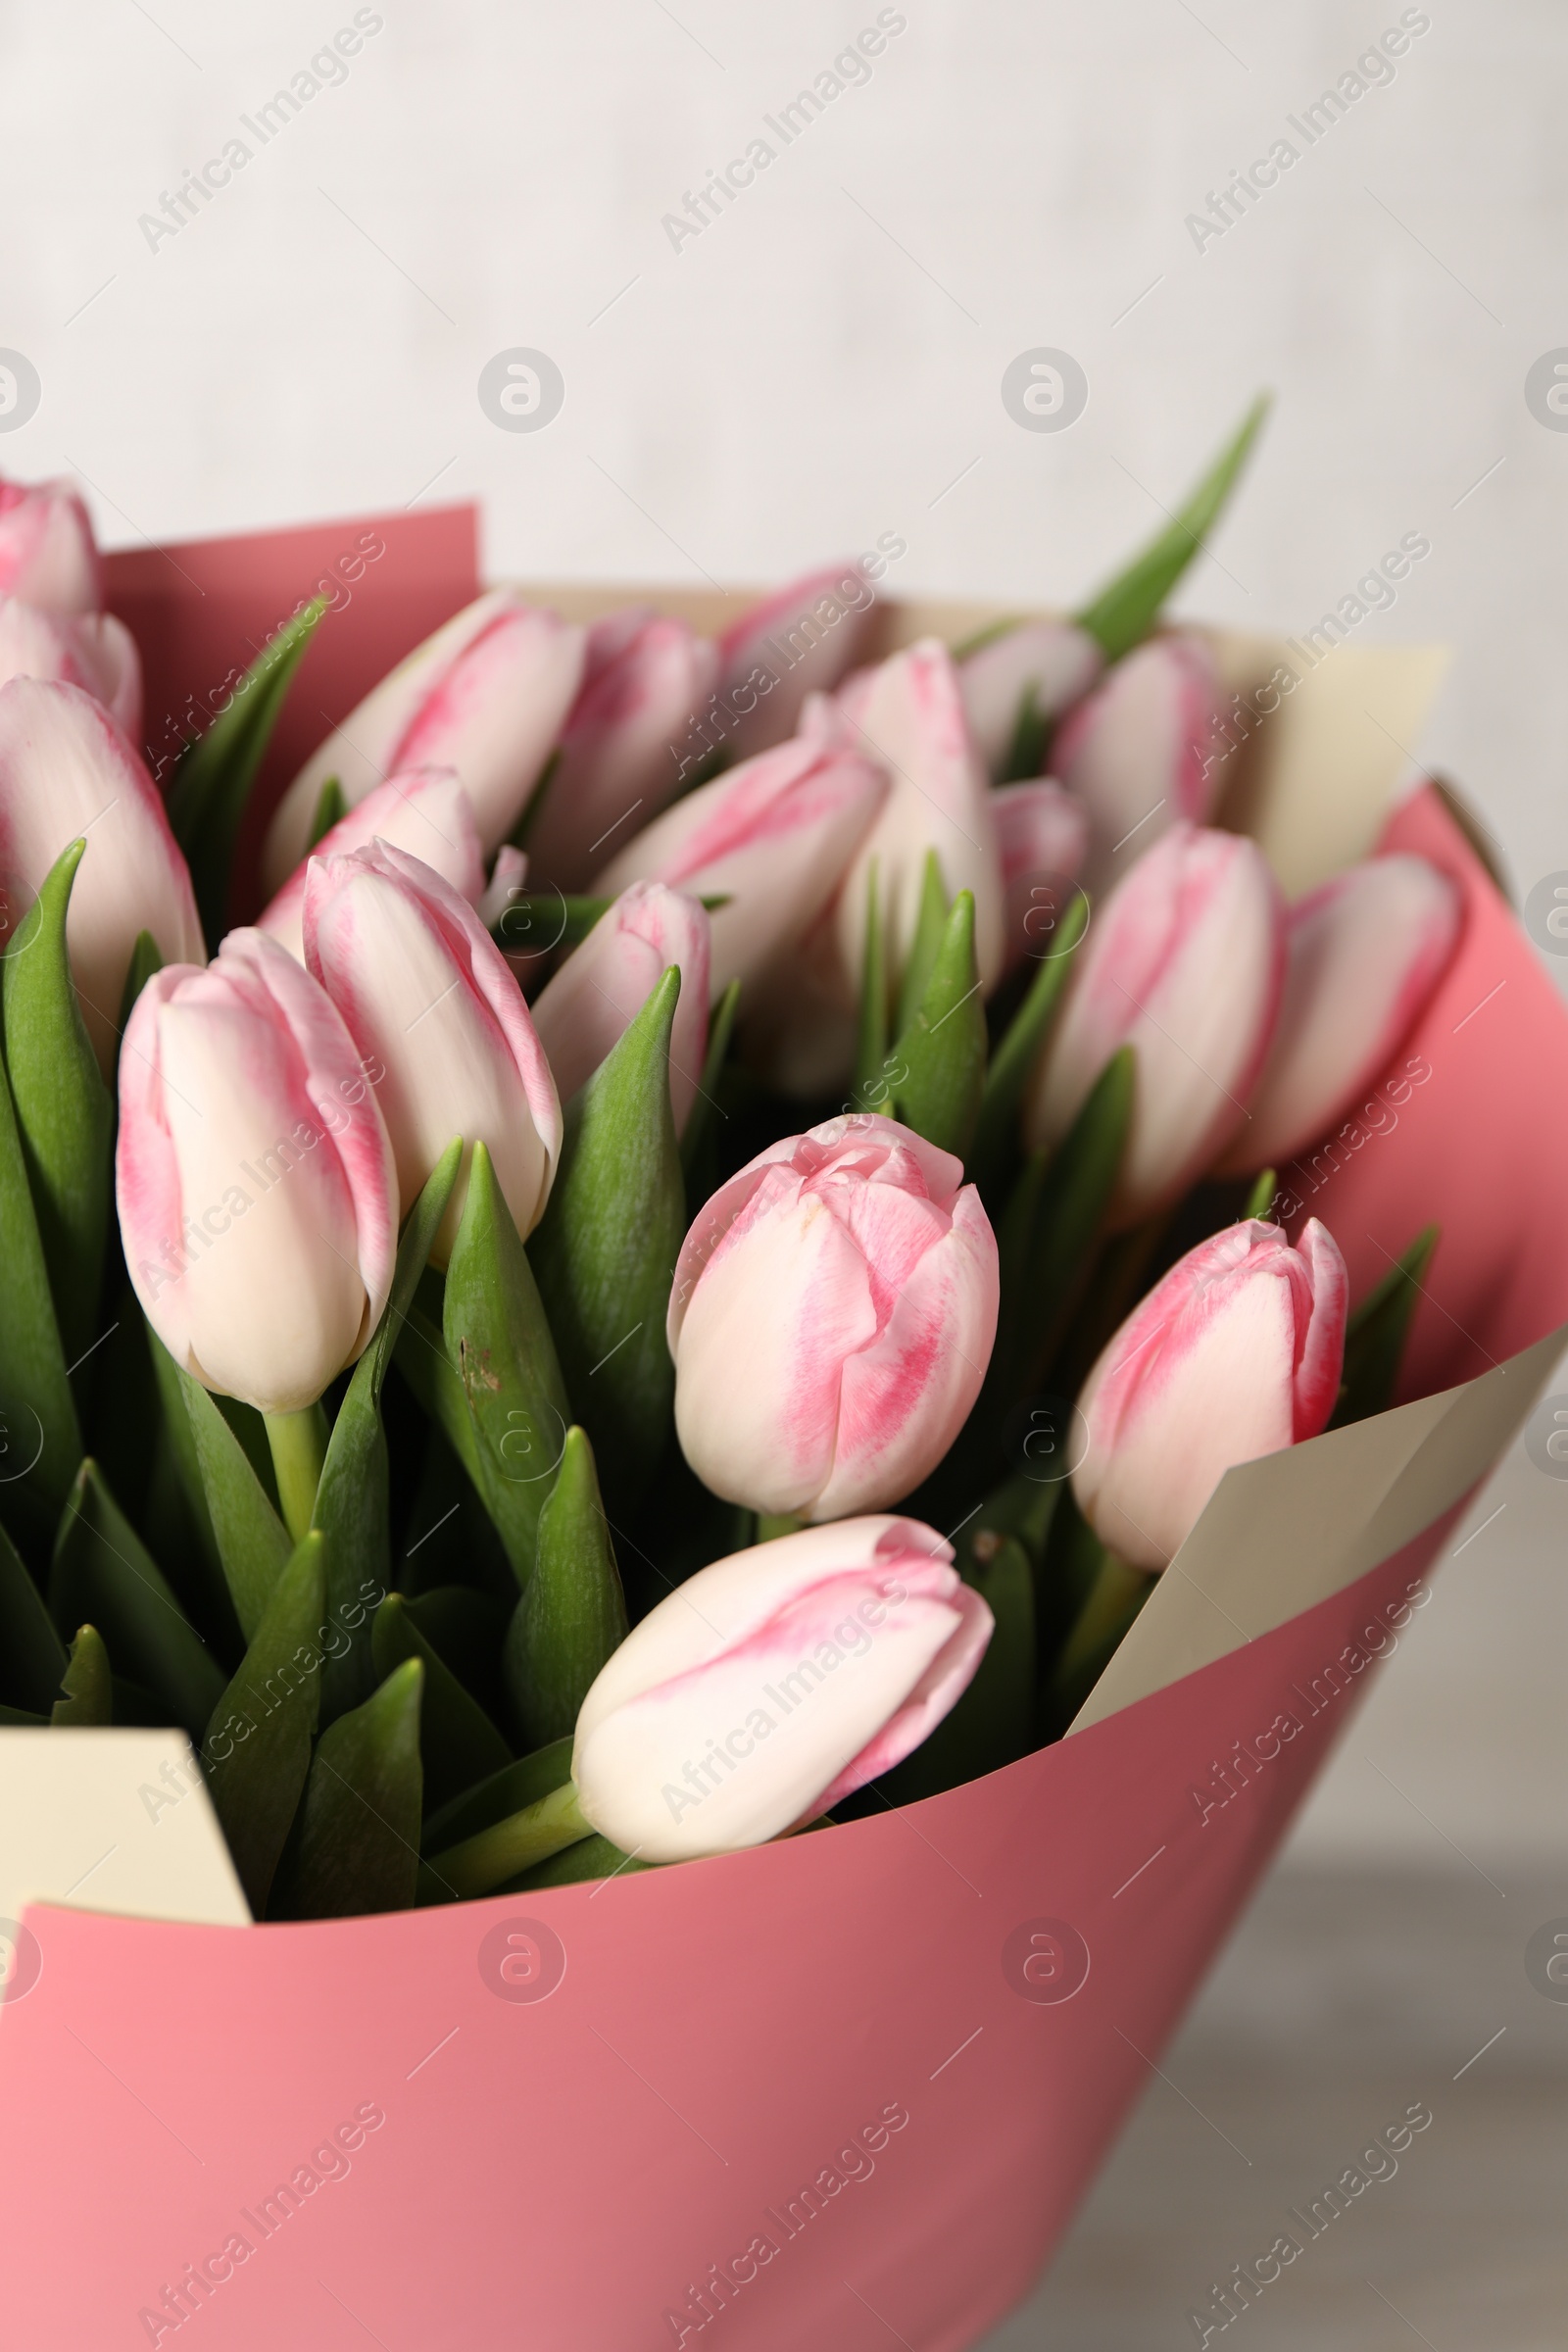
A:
[[1053, 634, 1223, 895], [530, 882, 710, 1133], [1217, 854, 1462, 1175], [257, 767, 485, 961], [993, 779, 1090, 973], [958, 618, 1103, 773], [710, 563, 880, 763], [0, 679, 204, 1071], [1025, 822, 1284, 1225], [0, 477, 100, 614], [831, 640, 1004, 999], [303, 841, 561, 1258], [521, 608, 718, 890], [1073, 1217, 1348, 1570], [117, 929, 397, 1416], [667, 1113, 1000, 1519], [0, 596, 141, 738], [572, 1516, 993, 1861], [263, 590, 586, 890], [598, 737, 885, 1000]]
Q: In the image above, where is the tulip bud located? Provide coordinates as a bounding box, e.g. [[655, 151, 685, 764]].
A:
[[710, 562, 881, 762], [598, 737, 885, 1000], [1217, 854, 1462, 1175], [263, 590, 586, 891], [0, 679, 204, 1071], [530, 882, 710, 1132], [1052, 634, 1223, 895], [1073, 1217, 1348, 1569], [0, 596, 142, 739], [668, 1113, 1000, 1519], [257, 767, 485, 961], [522, 609, 718, 890], [831, 639, 1004, 999], [0, 476, 100, 614], [1026, 822, 1283, 1225], [993, 779, 1090, 972], [958, 618, 1103, 773], [572, 1516, 993, 1860], [303, 840, 562, 1257], [117, 928, 398, 1415]]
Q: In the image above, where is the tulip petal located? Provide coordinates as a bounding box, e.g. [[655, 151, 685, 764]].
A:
[[257, 767, 486, 961]]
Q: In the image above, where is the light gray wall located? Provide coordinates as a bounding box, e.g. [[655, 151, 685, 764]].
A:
[[5, 0, 1562, 1863]]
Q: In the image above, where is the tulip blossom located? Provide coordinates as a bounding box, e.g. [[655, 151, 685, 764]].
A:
[[1026, 823, 1283, 1225], [118, 928, 397, 1417], [598, 737, 885, 1001], [0, 596, 142, 738], [1053, 634, 1224, 895], [993, 779, 1090, 972], [522, 609, 718, 890], [530, 882, 710, 1132], [667, 1114, 1000, 1519], [572, 1516, 993, 1861], [0, 476, 100, 614], [263, 590, 586, 890], [709, 562, 881, 766], [831, 639, 1004, 1000], [958, 617, 1103, 774], [0, 679, 204, 1071], [1217, 854, 1462, 1175], [303, 841, 561, 1256], [257, 767, 485, 961], [1073, 1217, 1348, 1570]]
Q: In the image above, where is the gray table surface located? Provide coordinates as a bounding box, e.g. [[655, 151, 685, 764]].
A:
[[980, 1864, 1568, 2350]]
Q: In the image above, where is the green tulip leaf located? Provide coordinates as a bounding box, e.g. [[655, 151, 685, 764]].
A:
[[306, 774, 346, 849], [202, 1530, 326, 1915], [970, 888, 1090, 1200], [529, 966, 684, 1515], [1075, 395, 1270, 663], [372, 1591, 511, 1816], [51, 1622, 113, 1727], [277, 1657, 424, 1919], [889, 888, 987, 1161], [505, 1425, 627, 1749], [0, 1512, 68, 1713], [50, 1460, 225, 1740], [502, 1833, 649, 1891], [168, 597, 328, 950], [678, 976, 741, 1200], [851, 858, 890, 1110], [442, 1141, 573, 1586], [115, 929, 164, 1043], [895, 849, 952, 1035], [0, 1019, 81, 1531], [2, 838, 113, 1369], [163, 1352, 291, 1642], [419, 1778, 591, 1904], [420, 1734, 574, 1857], [313, 1139, 463, 1720], [1332, 1225, 1439, 1429]]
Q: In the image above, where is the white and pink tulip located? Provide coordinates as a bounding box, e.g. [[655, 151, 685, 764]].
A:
[[530, 881, 710, 1133], [1073, 1217, 1348, 1570], [993, 779, 1090, 972], [0, 596, 142, 739], [1026, 821, 1284, 1225], [264, 589, 586, 890], [1053, 634, 1224, 895], [0, 476, 101, 614], [257, 766, 485, 961], [572, 1516, 993, 1861], [710, 563, 880, 762], [117, 929, 398, 1415], [958, 617, 1103, 774], [1218, 854, 1462, 1175], [667, 1113, 1000, 1520], [0, 678, 204, 1071], [303, 841, 562, 1259]]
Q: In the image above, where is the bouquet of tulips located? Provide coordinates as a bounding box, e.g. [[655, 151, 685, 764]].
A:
[[0, 408, 1465, 1922]]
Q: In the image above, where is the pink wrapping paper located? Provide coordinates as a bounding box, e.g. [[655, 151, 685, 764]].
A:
[[0, 515, 1560, 2348]]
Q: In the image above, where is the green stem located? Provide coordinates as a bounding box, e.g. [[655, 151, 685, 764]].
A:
[[265, 1404, 329, 1545], [757, 1512, 808, 1544], [421, 1779, 593, 1902], [1050, 1548, 1152, 1707]]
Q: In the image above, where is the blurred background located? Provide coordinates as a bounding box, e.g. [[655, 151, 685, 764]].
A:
[[4, 0, 1564, 2339]]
